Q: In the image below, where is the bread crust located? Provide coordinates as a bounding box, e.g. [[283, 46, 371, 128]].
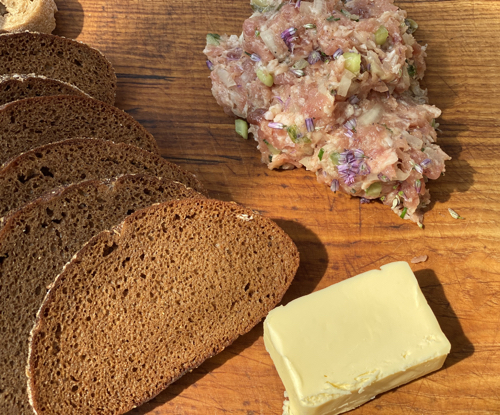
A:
[[0, 73, 91, 105], [0, 32, 116, 103], [0, 0, 57, 34], [26, 199, 299, 414], [0, 174, 205, 415], [0, 95, 160, 164], [0, 138, 207, 216]]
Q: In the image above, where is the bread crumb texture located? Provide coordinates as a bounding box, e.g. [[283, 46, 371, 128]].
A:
[[0, 32, 116, 103], [27, 199, 299, 414], [0, 138, 206, 216], [0, 95, 158, 165], [0, 175, 205, 415]]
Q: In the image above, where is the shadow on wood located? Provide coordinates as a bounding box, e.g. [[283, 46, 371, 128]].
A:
[[273, 219, 328, 305], [414, 268, 475, 368], [53, 0, 84, 39], [425, 121, 474, 212]]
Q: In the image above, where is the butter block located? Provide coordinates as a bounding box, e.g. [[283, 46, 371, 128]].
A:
[[264, 262, 451, 415]]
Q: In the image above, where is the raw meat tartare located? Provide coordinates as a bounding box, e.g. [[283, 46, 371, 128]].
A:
[[204, 0, 450, 225]]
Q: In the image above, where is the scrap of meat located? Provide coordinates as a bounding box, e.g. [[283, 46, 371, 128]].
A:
[[204, 0, 449, 225]]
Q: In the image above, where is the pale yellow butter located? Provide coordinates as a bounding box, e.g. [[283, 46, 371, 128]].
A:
[[264, 262, 451, 415]]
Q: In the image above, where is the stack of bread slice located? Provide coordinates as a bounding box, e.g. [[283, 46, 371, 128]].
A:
[[0, 32, 299, 415]]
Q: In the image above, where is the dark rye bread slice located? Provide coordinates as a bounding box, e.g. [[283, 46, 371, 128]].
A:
[[27, 199, 299, 415], [0, 95, 159, 164], [0, 174, 205, 415], [0, 74, 90, 105], [0, 32, 116, 104], [0, 138, 207, 216]]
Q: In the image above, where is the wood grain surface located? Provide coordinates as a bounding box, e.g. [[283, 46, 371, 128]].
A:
[[52, 0, 500, 414]]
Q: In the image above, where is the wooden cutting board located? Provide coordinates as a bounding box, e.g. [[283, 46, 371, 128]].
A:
[[53, 0, 500, 413]]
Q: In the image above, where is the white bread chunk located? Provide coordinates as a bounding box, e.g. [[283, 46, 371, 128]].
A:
[[0, 0, 57, 34]]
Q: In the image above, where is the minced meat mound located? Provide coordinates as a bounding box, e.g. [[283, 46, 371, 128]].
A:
[[204, 0, 450, 225]]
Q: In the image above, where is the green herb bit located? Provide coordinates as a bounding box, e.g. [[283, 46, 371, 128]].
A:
[[330, 152, 340, 165], [235, 119, 248, 139], [380, 196, 386, 202], [351, 188, 357, 194], [263, 139, 281, 155], [381, 123, 393, 133], [365, 182, 382, 197], [400, 207, 408, 219], [286, 125, 300, 143], [255, 29, 260, 37], [343, 52, 361, 74], [268, 154, 273, 162], [327, 16, 341, 21], [304, 23, 316, 29], [256, 67, 274, 87], [318, 148, 325, 161], [340, 9, 359, 22], [448, 208, 465, 220], [206, 33, 221, 46], [407, 62, 417, 78], [374, 25, 389, 45]]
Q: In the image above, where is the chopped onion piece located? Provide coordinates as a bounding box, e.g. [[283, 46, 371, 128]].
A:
[[215, 67, 236, 87], [357, 103, 384, 126], [337, 73, 352, 97], [260, 29, 281, 58]]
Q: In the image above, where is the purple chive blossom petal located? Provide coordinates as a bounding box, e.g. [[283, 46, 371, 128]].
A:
[[415, 179, 422, 194], [344, 129, 354, 138], [308, 50, 322, 65], [366, 63, 371, 71], [295, 0, 302, 8], [359, 161, 370, 175], [333, 48, 344, 60], [378, 173, 389, 182], [280, 27, 297, 40], [273, 96, 284, 104], [281, 27, 298, 51], [353, 148, 364, 160], [206, 60, 214, 71], [420, 158, 431, 168], [360, 197, 372, 204], [290, 69, 305, 77], [344, 118, 357, 132], [250, 53, 261, 62], [330, 179, 340, 193], [349, 95, 360, 105], [268, 122, 285, 129], [305, 118, 315, 132], [337, 150, 361, 185], [413, 162, 423, 174]]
